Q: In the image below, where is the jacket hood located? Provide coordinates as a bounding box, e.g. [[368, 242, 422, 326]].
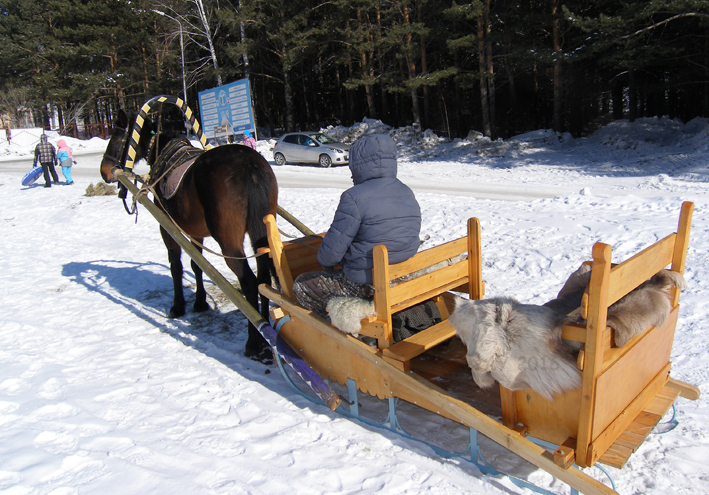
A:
[[349, 134, 397, 185], [57, 139, 68, 149]]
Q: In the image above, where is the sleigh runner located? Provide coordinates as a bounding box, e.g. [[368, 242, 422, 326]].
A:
[[258, 201, 698, 495]]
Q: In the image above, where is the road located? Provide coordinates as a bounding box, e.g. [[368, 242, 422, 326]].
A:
[[2, 150, 571, 201]]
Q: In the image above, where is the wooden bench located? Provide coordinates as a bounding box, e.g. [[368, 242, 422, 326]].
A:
[[261, 215, 484, 371], [501, 201, 700, 470]]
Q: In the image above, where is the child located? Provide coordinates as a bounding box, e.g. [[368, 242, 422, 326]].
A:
[[56, 139, 75, 185], [242, 130, 257, 150]]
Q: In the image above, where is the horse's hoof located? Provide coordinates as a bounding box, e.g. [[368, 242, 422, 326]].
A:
[[245, 345, 273, 364], [168, 306, 185, 318], [193, 301, 210, 313]]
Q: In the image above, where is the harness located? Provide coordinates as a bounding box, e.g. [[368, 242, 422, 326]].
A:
[[148, 137, 204, 191]]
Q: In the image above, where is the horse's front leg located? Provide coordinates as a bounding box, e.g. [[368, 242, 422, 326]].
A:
[[191, 241, 210, 313], [161, 227, 186, 318]]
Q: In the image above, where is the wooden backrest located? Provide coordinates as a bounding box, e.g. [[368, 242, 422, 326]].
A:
[[370, 218, 483, 347], [575, 201, 693, 467], [264, 214, 484, 350], [263, 214, 325, 299], [502, 202, 694, 469]]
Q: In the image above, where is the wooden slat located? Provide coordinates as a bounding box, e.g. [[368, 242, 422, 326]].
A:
[[282, 235, 324, 274], [671, 202, 694, 306], [672, 202, 694, 276], [561, 322, 587, 343], [644, 385, 681, 416], [263, 214, 294, 298], [382, 320, 457, 362], [392, 278, 469, 314], [601, 307, 677, 374], [667, 377, 701, 400], [606, 234, 675, 307], [468, 218, 484, 300], [598, 443, 633, 469], [598, 383, 680, 469], [389, 262, 468, 306], [576, 242, 612, 468], [499, 385, 518, 429], [588, 362, 671, 466], [372, 244, 393, 348], [387, 237, 467, 279]]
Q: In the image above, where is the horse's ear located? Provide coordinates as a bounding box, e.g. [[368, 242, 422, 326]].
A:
[[116, 109, 129, 128]]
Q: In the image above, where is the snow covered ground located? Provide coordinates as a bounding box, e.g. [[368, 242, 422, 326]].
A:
[[1, 116, 708, 494]]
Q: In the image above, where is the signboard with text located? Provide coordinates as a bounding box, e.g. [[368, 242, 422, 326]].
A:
[[197, 78, 254, 141]]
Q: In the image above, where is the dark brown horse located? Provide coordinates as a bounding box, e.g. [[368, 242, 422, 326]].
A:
[[100, 109, 278, 362]]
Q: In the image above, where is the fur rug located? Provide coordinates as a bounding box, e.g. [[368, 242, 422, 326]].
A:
[[545, 264, 686, 347], [326, 297, 376, 337], [449, 265, 686, 400], [449, 296, 582, 400]]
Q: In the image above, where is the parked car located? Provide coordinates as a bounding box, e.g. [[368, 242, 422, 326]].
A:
[[273, 132, 350, 167]]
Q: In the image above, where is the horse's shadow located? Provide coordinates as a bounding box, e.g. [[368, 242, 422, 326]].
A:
[[61, 259, 254, 356]]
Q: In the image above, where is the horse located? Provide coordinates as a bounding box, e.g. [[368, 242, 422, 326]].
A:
[[100, 109, 278, 362]]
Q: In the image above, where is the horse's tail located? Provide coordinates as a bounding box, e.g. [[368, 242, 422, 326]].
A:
[[245, 162, 276, 250], [245, 158, 278, 286]]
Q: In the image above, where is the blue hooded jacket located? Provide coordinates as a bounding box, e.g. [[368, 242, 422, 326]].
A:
[[317, 134, 421, 284]]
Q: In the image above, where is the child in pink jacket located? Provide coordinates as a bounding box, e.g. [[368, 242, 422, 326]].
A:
[[242, 130, 257, 150], [56, 139, 75, 185]]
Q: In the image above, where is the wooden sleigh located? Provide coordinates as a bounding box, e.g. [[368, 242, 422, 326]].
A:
[[258, 201, 699, 495]]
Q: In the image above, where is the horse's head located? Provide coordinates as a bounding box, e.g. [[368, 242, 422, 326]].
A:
[[100, 109, 155, 183]]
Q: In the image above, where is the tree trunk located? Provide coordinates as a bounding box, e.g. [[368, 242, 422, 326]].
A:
[[376, 1, 389, 123], [612, 78, 624, 119], [484, 0, 495, 134], [194, 0, 222, 86], [551, 0, 563, 132], [629, 68, 637, 122], [477, 14, 490, 137], [418, 4, 429, 127], [347, 51, 355, 125], [283, 47, 295, 132], [358, 8, 377, 119], [402, 2, 421, 124]]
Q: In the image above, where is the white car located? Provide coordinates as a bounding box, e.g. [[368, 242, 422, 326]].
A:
[[273, 132, 350, 168]]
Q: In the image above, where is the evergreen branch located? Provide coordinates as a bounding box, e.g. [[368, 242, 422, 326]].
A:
[[620, 12, 709, 39]]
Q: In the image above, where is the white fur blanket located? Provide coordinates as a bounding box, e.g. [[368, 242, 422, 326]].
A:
[[326, 297, 376, 337], [325, 253, 467, 336], [449, 296, 581, 400], [449, 266, 685, 400]]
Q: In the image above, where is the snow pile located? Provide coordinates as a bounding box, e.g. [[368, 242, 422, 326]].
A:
[[0, 130, 110, 159], [586, 116, 706, 150], [321, 117, 393, 143]]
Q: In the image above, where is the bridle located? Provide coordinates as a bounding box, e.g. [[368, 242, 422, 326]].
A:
[[101, 124, 131, 178]]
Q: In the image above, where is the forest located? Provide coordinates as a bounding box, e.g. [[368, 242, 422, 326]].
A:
[[0, 0, 708, 140]]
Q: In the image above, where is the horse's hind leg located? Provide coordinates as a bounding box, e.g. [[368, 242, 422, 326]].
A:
[[161, 227, 186, 318], [191, 241, 210, 313], [224, 255, 271, 361], [254, 239, 275, 324]]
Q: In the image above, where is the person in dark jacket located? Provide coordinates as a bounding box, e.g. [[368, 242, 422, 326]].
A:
[[33, 134, 60, 188], [293, 134, 421, 318]]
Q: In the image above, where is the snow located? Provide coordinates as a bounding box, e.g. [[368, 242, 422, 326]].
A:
[[1, 116, 709, 494]]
